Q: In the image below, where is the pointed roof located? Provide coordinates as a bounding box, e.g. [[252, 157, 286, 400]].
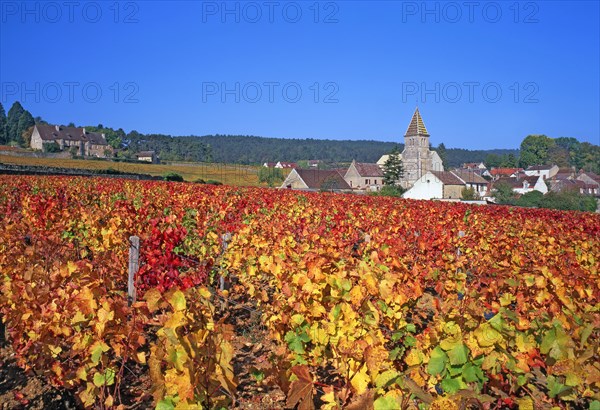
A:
[[289, 169, 351, 190], [404, 108, 429, 137]]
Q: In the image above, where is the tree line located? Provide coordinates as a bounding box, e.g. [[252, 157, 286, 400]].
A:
[[516, 134, 600, 173], [0, 102, 35, 146], [1, 101, 597, 172]]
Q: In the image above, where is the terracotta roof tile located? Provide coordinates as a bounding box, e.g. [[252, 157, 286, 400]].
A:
[[490, 167, 522, 176]]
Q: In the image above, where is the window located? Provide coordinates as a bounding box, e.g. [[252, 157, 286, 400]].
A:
[[365, 179, 370, 185]]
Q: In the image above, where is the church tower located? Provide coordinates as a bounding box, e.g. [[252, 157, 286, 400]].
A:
[[400, 108, 443, 187]]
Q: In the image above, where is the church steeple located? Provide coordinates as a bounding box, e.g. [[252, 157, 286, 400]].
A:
[[404, 107, 429, 137]]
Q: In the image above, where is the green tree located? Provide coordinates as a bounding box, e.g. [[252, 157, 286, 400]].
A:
[[34, 116, 47, 125], [541, 191, 597, 212], [163, 172, 184, 182], [493, 181, 516, 204], [519, 135, 555, 168], [485, 153, 502, 168], [515, 190, 544, 208], [43, 142, 61, 153], [547, 146, 571, 168], [0, 102, 6, 144], [16, 111, 35, 147], [461, 186, 478, 200], [369, 185, 405, 197], [258, 167, 284, 187], [6, 101, 25, 143], [574, 142, 600, 174], [436, 143, 447, 169], [296, 160, 309, 169], [383, 147, 404, 186], [499, 153, 518, 168]]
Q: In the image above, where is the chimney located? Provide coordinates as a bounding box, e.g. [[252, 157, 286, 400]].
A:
[[82, 127, 86, 135], [55, 125, 60, 131]]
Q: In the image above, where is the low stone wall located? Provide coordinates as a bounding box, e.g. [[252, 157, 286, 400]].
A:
[[0, 164, 160, 180], [0, 150, 70, 159]]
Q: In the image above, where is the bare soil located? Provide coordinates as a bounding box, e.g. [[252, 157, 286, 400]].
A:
[[0, 297, 286, 410]]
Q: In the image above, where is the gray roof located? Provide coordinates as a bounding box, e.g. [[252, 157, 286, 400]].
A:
[[431, 171, 465, 185], [452, 169, 488, 184]]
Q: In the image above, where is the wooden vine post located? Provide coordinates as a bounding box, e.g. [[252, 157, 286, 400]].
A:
[[219, 232, 232, 311], [456, 230, 465, 256], [128, 235, 140, 306]]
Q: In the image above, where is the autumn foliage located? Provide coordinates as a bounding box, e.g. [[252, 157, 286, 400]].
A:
[[0, 175, 599, 409]]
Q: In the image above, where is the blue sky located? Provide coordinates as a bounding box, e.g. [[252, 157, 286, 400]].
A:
[[1, 0, 599, 149]]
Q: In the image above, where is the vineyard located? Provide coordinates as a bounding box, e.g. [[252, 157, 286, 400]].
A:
[[0, 175, 599, 409]]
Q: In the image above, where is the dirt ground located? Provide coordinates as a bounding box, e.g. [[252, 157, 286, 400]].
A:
[[0, 298, 287, 410]]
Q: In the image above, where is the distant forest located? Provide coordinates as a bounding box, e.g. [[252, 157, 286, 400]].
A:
[[4, 100, 599, 172], [124, 133, 519, 168]]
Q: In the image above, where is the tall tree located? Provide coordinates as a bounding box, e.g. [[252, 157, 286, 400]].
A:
[[0, 102, 6, 144], [493, 181, 516, 204], [519, 134, 555, 168], [6, 101, 25, 143], [383, 146, 404, 186], [500, 153, 518, 168], [16, 111, 35, 147], [575, 142, 600, 174], [485, 153, 502, 168], [436, 142, 447, 169], [547, 146, 571, 168]]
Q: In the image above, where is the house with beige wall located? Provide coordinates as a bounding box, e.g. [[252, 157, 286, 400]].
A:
[[280, 169, 352, 192], [30, 124, 112, 158], [344, 160, 383, 191]]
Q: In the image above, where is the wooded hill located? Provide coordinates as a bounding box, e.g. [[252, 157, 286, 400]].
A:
[[126, 133, 519, 168], [10, 100, 600, 170]]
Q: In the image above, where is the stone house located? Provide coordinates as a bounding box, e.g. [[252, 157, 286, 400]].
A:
[[30, 124, 112, 158], [524, 165, 559, 180], [280, 169, 351, 192], [136, 151, 159, 163], [451, 169, 489, 197], [576, 171, 600, 196], [344, 160, 383, 191]]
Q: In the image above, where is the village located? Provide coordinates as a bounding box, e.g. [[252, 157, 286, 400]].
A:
[[7, 106, 597, 208], [274, 108, 600, 205]]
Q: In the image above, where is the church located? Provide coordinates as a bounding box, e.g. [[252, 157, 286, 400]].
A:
[[378, 108, 444, 188]]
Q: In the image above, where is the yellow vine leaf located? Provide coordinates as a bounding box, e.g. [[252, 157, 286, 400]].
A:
[[167, 290, 187, 312], [144, 288, 163, 313], [517, 397, 534, 410], [474, 323, 503, 347], [349, 360, 371, 395]]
